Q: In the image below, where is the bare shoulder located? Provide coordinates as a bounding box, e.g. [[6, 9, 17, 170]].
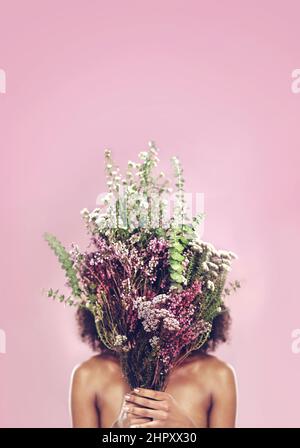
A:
[[194, 353, 237, 388], [198, 353, 235, 375], [71, 354, 121, 392]]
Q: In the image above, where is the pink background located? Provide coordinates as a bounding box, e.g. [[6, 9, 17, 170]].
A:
[[1, 0, 300, 427]]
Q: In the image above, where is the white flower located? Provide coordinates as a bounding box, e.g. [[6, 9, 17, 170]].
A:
[[149, 336, 160, 348], [150, 148, 158, 157], [88, 208, 100, 222], [152, 294, 169, 304], [127, 185, 136, 194], [114, 334, 128, 346], [80, 207, 89, 216], [218, 249, 231, 258], [202, 262, 209, 271], [221, 263, 232, 272], [100, 193, 113, 204], [95, 213, 107, 225], [218, 249, 237, 259], [85, 301, 94, 311], [207, 280, 215, 291], [228, 251, 238, 259], [141, 200, 149, 209], [204, 242, 216, 252], [163, 316, 181, 331], [207, 261, 219, 270], [148, 140, 157, 148], [139, 151, 148, 160]]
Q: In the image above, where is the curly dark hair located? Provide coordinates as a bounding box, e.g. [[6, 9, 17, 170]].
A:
[[76, 306, 232, 358]]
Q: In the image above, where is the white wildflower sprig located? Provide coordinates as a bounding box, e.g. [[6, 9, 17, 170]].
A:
[[114, 334, 128, 347], [171, 155, 187, 226]]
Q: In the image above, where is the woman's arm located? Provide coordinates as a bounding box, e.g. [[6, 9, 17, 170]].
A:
[[69, 364, 100, 428], [208, 363, 237, 428]]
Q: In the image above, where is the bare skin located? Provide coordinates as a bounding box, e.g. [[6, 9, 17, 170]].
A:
[[70, 352, 237, 428]]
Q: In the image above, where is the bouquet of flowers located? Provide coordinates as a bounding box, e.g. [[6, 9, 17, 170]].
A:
[[44, 141, 240, 391]]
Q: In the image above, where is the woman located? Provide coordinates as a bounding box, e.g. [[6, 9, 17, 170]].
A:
[[70, 306, 237, 428]]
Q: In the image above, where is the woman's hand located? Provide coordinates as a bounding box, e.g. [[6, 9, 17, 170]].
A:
[[111, 396, 152, 428], [124, 387, 196, 428]]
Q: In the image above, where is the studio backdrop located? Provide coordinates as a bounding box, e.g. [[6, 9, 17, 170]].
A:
[[0, 0, 300, 428]]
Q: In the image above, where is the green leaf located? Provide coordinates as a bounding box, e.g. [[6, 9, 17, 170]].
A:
[[172, 241, 184, 252], [179, 236, 189, 245], [169, 251, 184, 262], [170, 262, 184, 273], [170, 272, 185, 283]]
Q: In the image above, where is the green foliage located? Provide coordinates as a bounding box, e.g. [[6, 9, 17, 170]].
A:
[[223, 280, 241, 296], [167, 223, 198, 288], [44, 232, 82, 302], [186, 250, 201, 285], [46, 287, 75, 306], [169, 250, 184, 262]]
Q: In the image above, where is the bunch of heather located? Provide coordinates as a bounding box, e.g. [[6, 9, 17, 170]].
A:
[[44, 141, 240, 390]]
